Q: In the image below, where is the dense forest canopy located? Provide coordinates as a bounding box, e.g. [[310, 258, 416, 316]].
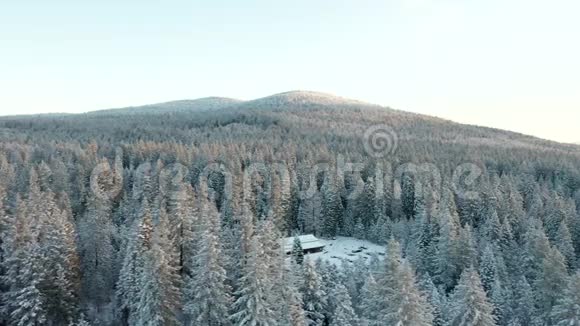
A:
[[1, 91, 580, 325]]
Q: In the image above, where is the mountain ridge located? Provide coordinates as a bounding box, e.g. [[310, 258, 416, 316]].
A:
[[87, 96, 242, 115], [86, 90, 382, 116], [0, 90, 576, 151]]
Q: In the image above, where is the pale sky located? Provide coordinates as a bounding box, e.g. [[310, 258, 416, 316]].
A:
[[1, 0, 579, 143]]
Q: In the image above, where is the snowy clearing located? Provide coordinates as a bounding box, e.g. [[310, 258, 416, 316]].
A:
[[306, 236, 385, 266]]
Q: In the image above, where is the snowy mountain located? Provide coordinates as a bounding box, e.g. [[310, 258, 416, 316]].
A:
[[2, 90, 579, 159], [234, 90, 382, 111], [64, 90, 577, 154], [88, 90, 378, 116], [1, 90, 580, 326], [89, 97, 242, 115]]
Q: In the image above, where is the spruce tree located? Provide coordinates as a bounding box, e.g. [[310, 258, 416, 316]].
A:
[[116, 199, 154, 323], [479, 244, 498, 294], [490, 279, 511, 326], [1, 197, 47, 326], [78, 168, 117, 312], [231, 233, 277, 326], [282, 260, 307, 326], [136, 218, 181, 326], [302, 258, 327, 326], [373, 239, 433, 326], [510, 275, 534, 326], [435, 188, 462, 291], [554, 221, 576, 270], [184, 197, 232, 326], [321, 175, 343, 238], [534, 246, 569, 325], [292, 236, 305, 265], [419, 274, 445, 326], [448, 267, 497, 326], [384, 261, 433, 326], [39, 203, 81, 324], [331, 283, 358, 326], [166, 171, 193, 273], [551, 272, 580, 325], [359, 274, 380, 326]]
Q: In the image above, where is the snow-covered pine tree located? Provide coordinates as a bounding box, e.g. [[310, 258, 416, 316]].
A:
[[369, 213, 392, 245], [435, 187, 462, 292], [167, 170, 190, 267], [544, 193, 570, 242], [370, 238, 433, 325], [301, 258, 327, 326], [400, 172, 416, 220], [457, 223, 477, 272], [357, 178, 375, 229], [1, 197, 47, 326], [381, 259, 433, 326], [317, 259, 340, 323], [490, 279, 512, 326], [525, 225, 552, 281], [269, 169, 292, 232], [353, 218, 366, 240], [297, 197, 310, 235], [260, 217, 285, 290], [480, 206, 502, 243], [342, 195, 357, 237], [135, 211, 181, 326], [78, 162, 117, 314], [359, 274, 380, 326], [181, 184, 200, 278], [321, 174, 343, 238], [39, 200, 81, 324], [184, 195, 232, 326], [231, 230, 278, 326], [534, 246, 569, 325], [554, 221, 576, 270], [292, 236, 305, 265], [156, 195, 183, 296], [116, 198, 154, 325], [281, 259, 307, 326], [551, 271, 580, 325], [367, 238, 403, 325], [479, 244, 498, 294], [418, 274, 445, 326], [331, 283, 358, 326], [304, 191, 323, 236], [448, 266, 497, 326], [413, 199, 438, 275]]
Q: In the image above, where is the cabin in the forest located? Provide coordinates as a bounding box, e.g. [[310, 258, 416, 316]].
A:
[[284, 234, 326, 255]]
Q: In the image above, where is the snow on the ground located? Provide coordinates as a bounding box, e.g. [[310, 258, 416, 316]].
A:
[[307, 236, 386, 266]]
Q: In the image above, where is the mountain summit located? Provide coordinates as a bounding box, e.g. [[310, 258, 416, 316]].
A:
[[244, 90, 378, 108], [87, 90, 378, 116]]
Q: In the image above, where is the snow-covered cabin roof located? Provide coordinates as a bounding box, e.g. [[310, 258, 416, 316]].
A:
[[284, 234, 325, 253]]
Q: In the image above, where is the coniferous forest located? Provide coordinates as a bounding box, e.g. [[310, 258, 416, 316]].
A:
[[1, 91, 580, 325]]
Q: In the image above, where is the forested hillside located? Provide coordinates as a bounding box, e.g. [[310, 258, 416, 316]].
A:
[[1, 91, 580, 325]]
